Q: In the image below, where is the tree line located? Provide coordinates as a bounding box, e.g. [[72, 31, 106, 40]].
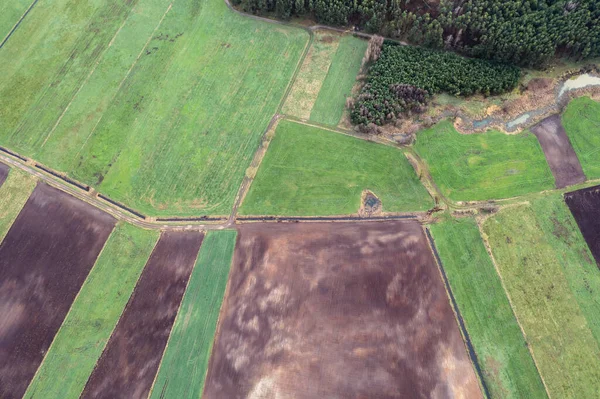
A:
[[233, 0, 600, 66]]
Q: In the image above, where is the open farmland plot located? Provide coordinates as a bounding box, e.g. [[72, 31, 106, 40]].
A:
[[0, 0, 308, 217], [565, 185, 600, 266], [414, 120, 554, 201], [431, 218, 547, 399], [24, 223, 158, 399], [81, 231, 203, 399], [0, 0, 33, 43], [240, 120, 432, 216], [150, 230, 236, 399], [310, 35, 367, 126], [483, 204, 600, 398], [0, 169, 37, 242], [0, 183, 115, 399], [204, 221, 482, 398], [531, 114, 586, 188], [562, 97, 600, 179]]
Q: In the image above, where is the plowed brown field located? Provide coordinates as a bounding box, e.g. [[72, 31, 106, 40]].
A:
[[565, 185, 600, 266], [0, 162, 8, 187], [204, 221, 481, 399]]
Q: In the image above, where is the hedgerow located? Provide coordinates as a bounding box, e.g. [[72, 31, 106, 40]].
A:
[[351, 43, 520, 126]]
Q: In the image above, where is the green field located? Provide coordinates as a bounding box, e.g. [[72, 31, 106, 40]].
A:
[[0, 169, 37, 242], [484, 205, 600, 398], [282, 30, 339, 120], [309, 35, 367, 126], [24, 223, 158, 399], [0, 0, 32, 41], [150, 230, 236, 399], [431, 218, 546, 399], [0, 0, 308, 216], [414, 121, 554, 201], [562, 96, 600, 179], [240, 120, 432, 216]]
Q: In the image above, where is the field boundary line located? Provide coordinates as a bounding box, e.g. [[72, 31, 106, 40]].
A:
[[424, 227, 491, 399], [147, 231, 206, 399], [40, 11, 133, 147], [476, 215, 552, 399], [76, 2, 173, 157], [0, 0, 39, 49], [22, 221, 119, 398]]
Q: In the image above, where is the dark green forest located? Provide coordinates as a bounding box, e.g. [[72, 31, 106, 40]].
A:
[[234, 0, 600, 66]]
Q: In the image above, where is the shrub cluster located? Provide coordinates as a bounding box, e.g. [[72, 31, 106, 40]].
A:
[[351, 43, 520, 126]]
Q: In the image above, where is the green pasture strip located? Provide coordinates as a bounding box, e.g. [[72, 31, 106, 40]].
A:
[[309, 35, 367, 126], [562, 96, 600, 179], [431, 218, 546, 399], [0, 169, 37, 242], [240, 120, 432, 216], [0, 0, 33, 42], [281, 30, 339, 119], [24, 223, 159, 399], [529, 194, 600, 348], [484, 206, 600, 398], [0, 0, 308, 217], [414, 120, 554, 201], [150, 230, 236, 399]]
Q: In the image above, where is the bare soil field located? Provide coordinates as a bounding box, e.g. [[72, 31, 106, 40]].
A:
[[0, 162, 8, 187], [531, 114, 586, 188], [204, 221, 481, 399], [565, 185, 600, 266], [81, 231, 204, 399], [0, 183, 115, 399]]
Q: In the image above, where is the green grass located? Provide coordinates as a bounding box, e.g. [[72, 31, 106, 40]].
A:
[[414, 120, 554, 201], [431, 218, 546, 399], [150, 230, 236, 399], [483, 205, 600, 398], [310, 35, 367, 126], [282, 30, 339, 119], [0, 0, 308, 216], [240, 120, 432, 216], [24, 223, 158, 399], [0, 168, 37, 242], [0, 0, 32, 41], [562, 96, 600, 179]]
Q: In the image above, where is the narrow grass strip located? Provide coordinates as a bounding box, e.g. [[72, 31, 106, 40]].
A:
[[431, 218, 547, 399], [310, 35, 367, 126], [149, 230, 237, 399], [483, 205, 600, 398], [24, 223, 159, 399], [0, 168, 37, 242], [562, 96, 600, 179]]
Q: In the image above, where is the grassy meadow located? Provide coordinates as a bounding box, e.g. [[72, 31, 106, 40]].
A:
[[24, 223, 158, 399], [431, 218, 547, 399], [483, 204, 600, 398], [562, 96, 600, 179], [0, 0, 32, 42], [309, 35, 367, 126], [150, 230, 236, 399], [282, 30, 339, 119], [414, 121, 554, 201], [0, 0, 308, 216], [0, 169, 37, 242], [240, 120, 432, 216]]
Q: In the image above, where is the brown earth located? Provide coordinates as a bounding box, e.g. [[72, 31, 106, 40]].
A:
[[81, 231, 204, 399], [564, 185, 600, 267], [0, 183, 115, 399], [531, 114, 586, 188], [0, 162, 8, 187], [203, 221, 482, 399]]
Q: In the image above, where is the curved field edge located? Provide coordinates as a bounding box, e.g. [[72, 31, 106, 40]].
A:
[[482, 203, 600, 398], [239, 119, 433, 216], [430, 218, 547, 399], [23, 223, 159, 399], [413, 120, 554, 202], [149, 229, 237, 399], [0, 168, 37, 242], [0, 0, 309, 217]]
